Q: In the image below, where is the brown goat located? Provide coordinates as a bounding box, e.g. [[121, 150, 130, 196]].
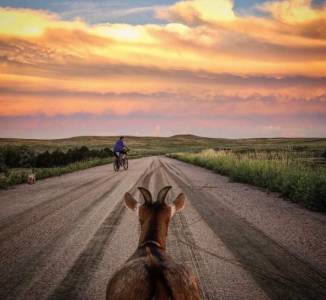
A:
[[106, 186, 201, 300]]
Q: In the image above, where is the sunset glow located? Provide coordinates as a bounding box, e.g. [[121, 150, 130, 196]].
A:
[[0, 0, 325, 138]]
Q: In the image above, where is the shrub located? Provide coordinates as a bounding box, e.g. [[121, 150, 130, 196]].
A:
[[54, 146, 113, 166], [322, 149, 326, 160], [0, 157, 113, 189], [0, 152, 7, 172], [2, 146, 21, 167], [35, 150, 52, 167], [172, 149, 326, 212], [0, 145, 115, 188]]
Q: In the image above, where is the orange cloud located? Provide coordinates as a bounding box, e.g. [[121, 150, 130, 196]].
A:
[[157, 0, 236, 23], [1, 1, 326, 80], [158, 0, 326, 63], [0, 0, 325, 137], [261, 0, 326, 24]]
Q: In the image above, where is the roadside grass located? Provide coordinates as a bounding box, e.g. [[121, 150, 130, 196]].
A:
[[1, 135, 325, 190], [170, 149, 326, 212], [1, 135, 325, 154], [0, 157, 112, 189], [0, 147, 189, 189]]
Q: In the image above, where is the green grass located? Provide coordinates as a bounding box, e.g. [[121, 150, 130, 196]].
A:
[[0, 157, 113, 189], [1, 135, 326, 155], [170, 149, 326, 212], [1, 135, 325, 189]]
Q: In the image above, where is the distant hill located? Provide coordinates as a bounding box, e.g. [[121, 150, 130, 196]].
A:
[[0, 135, 325, 155], [170, 134, 200, 138]]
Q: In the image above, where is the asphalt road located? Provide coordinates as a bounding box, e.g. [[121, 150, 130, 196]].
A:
[[0, 156, 326, 300]]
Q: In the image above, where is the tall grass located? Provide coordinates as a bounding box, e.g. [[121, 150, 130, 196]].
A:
[[0, 157, 112, 189], [171, 149, 326, 212]]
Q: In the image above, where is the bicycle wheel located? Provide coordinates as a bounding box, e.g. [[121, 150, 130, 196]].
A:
[[114, 158, 120, 171], [123, 157, 128, 170]]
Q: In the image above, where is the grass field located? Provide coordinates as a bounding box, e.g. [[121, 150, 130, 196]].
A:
[[0, 157, 113, 189], [1, 135, 326, 155], [0, 135, 228, 155], [1, 135, 325, 191], [170, 149, 326, 212]]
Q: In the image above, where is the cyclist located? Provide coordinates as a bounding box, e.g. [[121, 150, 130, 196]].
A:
[[113, 136, 128, 162]]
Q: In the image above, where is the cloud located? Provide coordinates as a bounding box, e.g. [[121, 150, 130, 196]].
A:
[[2, 2, 326, 78], [157, 0, 326, 60], [1, 85, 325, 119], [58, 2, 163, 24], [1, 111, 325, 139], [0, 1, 326, 137], [260, 0, 326, 24], [157, 0, 236, 23]]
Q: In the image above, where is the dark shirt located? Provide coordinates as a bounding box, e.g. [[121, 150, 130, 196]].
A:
[[114, 140, 125, 152]]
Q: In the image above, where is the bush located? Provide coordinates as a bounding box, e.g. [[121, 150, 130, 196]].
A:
[[0, 157, 113, 189], [0, 146, 35, 168], [0, 152, 7, 172], [35, 150, 52, 167], [172, 149, 326, 212], [0, 145, 114, 169], [322, 149, 326, 160], [2, 146, 22, 167], [0, 145, 115, 188]]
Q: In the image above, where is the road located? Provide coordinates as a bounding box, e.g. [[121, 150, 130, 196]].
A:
[[0, 156, 326, 300]]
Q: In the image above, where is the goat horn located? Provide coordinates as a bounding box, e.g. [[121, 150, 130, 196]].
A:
[[138, 187, 152, 204], [157, 186, 172, 203]]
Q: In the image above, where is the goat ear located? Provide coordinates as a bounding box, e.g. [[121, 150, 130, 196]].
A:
[[157, 186, 172, 203], [124, 192, 138, 212], [171, 193, 186, 216], [138, 187, 152, 204]]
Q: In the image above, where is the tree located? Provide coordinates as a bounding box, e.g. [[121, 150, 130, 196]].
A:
[[0, 151, 7, 172], [51, 150, 67, 166], [19, 146, 36, 167], [4, 146, 21, 167], [35, 151, 52, 167]]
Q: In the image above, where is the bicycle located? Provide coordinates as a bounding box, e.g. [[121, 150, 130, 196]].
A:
[[114, 151, 129, 171]]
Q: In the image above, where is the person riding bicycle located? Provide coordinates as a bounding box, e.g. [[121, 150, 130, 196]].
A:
[[113, 136, 128, 160]]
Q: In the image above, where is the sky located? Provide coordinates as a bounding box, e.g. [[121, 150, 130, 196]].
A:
[[0, 0, 325, 138]]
